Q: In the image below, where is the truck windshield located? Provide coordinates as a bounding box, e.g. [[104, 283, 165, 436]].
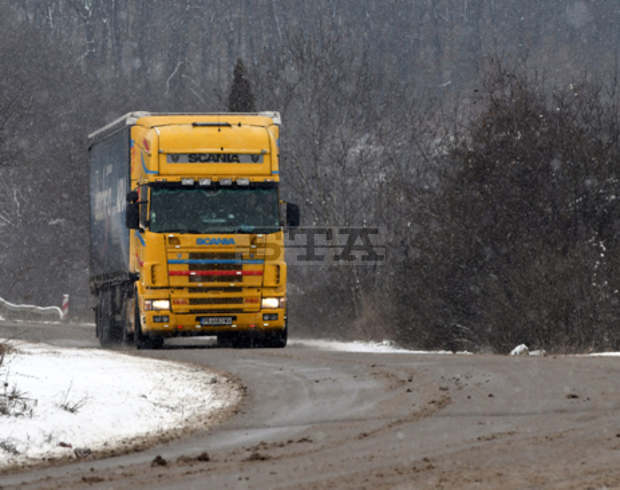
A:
[[149, 186, 280, 234]]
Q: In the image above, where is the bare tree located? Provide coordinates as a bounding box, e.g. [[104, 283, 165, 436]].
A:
[[228, 59, 256, 112]]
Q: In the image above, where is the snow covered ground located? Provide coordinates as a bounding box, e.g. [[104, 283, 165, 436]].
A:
[[290, 338, 468, 354], [0, 340, 241, 471], [293, 338, 620, 357]]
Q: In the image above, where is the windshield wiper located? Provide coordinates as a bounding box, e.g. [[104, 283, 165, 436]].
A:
[[237, 225, 256, 232], [235, 226, 280, 234], [156, 228, 203, 234]]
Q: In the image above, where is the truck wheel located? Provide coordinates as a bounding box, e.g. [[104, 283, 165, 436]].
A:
[[95, 304, 101, 339], [98, 289, 122, 347], [263, 326, 287, 348], [122, 326, 134, 345], [121, 292, 134, 345], [134, 301, 163, 349], [134, 301, 148, 349]]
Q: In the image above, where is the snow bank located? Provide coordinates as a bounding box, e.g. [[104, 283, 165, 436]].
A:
[[290, 338, 465, 355], [298, 339, 620, 357], [510, 344, 529, 356], [0, 340, 240, 470], [509, 344, 548, 356]]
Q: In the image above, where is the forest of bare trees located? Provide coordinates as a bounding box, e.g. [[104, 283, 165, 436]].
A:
[[0, 1, 618, 351]]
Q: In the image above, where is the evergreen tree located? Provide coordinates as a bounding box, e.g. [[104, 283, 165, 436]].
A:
[[228, 58, 256, 112]]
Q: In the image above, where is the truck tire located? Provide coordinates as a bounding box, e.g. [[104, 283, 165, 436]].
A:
[[134, 300, 163, 349], [98, 289, 122, 347], [263, 325, 287, 348], [120, 290, 133, 345], [122, 327, 134, 345], [134, 300, 148, 349]]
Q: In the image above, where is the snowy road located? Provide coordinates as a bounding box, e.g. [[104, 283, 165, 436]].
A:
[[1, 321, 620, 489]]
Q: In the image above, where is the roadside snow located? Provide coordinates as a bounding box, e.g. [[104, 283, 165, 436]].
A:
[[290, 338, 466, 354], [510, 344, 529, 356], [0, 340, 240, 470]]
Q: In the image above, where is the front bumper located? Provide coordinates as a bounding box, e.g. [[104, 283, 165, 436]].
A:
[[141, 308, 286, 336]]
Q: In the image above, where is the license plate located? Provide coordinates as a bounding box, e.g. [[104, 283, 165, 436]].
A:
[[199, 316, 233, 326]]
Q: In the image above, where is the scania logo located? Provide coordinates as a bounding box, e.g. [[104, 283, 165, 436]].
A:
[[189, 153, 240, 163], [197, 237, 235, 245]]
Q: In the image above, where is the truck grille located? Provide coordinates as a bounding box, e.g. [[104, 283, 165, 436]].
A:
[[168, 251, 262, 293], [168, 251, 263, 315], [189, 309, 244, 314], [188, 252, 243, 283], [189, 275, 242, 283], [189, 252, 242, 261], [189, 297, 244, 305], [191, 287, 242, 293]]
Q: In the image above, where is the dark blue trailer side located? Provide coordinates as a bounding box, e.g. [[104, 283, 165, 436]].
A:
[[88, 125, 131, 292]]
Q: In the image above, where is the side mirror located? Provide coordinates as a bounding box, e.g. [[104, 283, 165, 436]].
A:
[[125, 203, 139, 229], [286, 202, 300, 228]]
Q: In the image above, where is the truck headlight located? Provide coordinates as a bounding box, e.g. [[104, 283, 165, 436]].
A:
[[261, 297, 281, 309], [145, 299, 170, 311]]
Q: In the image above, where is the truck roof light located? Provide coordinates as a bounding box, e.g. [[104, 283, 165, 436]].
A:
[[219, 178, 232, 186], [181, 178, 195, 186], [236, 178, 250, 186], [199, 178, 211, 186], [258, 111, 281, 125]]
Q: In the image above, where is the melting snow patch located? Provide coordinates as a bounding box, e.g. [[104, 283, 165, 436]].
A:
[[510, 345, 547, 356], [510, 344, 529, 356], [0, 340, 240, 470], [528, 349, 547, 357], [290, 338, 463, 355]]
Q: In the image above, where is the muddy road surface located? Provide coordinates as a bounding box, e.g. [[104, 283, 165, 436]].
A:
[[1, 321, 620, 489]]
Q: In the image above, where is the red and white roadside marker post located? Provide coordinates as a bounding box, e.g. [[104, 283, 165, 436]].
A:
[[61, 294, 70, 321]]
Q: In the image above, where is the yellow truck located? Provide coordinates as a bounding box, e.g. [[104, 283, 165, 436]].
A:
[[88, 112, 299, 348]]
